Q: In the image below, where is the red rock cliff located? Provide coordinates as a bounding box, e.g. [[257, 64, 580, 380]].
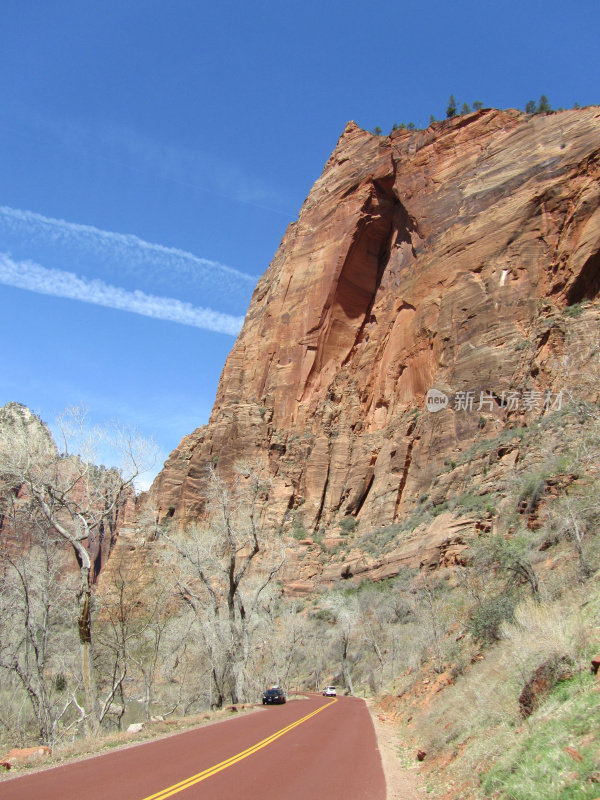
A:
[[149, 108, 600, 535]]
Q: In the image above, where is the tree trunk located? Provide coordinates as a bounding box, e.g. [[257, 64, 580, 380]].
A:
[[78, 568, 96, 723], [342, 635, 354, 695]]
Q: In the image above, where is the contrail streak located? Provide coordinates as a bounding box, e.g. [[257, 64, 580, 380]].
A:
[[0, 254, 244, 336], [0, 205, 258, 307]]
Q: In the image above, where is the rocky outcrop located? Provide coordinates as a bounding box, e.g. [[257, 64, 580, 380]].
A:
[[0, 402, 131, 583], [284, 511, 480, 596], [519, 655, 574, 717], [149, 109, 600, 558], [0, 402, 56, 461]]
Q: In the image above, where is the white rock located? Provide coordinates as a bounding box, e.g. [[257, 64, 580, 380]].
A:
[[127, 722, 144, 733]]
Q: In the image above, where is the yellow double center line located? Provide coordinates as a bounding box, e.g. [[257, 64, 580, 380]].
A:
[[141, 698, 337, 800]]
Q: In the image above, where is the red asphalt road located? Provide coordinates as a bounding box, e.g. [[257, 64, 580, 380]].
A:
[[1, 695, 386, 800]]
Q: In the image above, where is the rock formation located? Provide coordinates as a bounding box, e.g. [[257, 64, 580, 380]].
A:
[[149, 108, 600, 585], [0, 402, 131, 583]]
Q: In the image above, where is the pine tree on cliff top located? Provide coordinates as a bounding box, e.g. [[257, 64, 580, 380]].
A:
[[446, 94, 457, 118]]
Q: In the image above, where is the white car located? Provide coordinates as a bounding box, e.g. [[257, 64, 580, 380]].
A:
[[322, 686, 337, 697]]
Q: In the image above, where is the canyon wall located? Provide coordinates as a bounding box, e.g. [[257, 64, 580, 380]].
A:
[[149, 108, 600, 555]]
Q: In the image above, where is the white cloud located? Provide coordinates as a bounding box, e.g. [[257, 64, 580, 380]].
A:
[[0, 253, 244, 336], [0, 205, 257, 303]]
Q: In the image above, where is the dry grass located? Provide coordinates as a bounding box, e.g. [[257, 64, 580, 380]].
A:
[[406, 583, 599, 798]]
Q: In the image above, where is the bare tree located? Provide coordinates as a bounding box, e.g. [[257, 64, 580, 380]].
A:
[[94, 549, 173, 724], [545, 393, 600, 580], [548, 493, 599, 580], [258, 602, 308, 693], [321, 593, 359, 694], [165, 464, 285, 705], [411, 573, 445, 674], [0, 403, 157, 728], [357, 588, 397, 692], [0, 521, 82, 747]]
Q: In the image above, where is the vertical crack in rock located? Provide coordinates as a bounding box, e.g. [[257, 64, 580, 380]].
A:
[[353, 472, 375, 517], [393, 436, 418, 522], [313, 456, 331, 532]]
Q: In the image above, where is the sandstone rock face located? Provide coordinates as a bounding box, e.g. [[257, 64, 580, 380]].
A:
[[150, 109, 600, 570]]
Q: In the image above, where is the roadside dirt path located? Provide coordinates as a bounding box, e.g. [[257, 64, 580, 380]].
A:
[[369, 707, 426, 800]]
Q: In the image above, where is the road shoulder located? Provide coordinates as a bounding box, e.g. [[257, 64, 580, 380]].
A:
[[368, 703, 425, 800]]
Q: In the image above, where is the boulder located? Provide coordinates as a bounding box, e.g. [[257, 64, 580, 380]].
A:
[[1, 746, 51, 770], [127, 722, 145, 733], [519, 655, 574, 717]]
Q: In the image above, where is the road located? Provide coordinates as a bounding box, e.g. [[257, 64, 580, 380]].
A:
[[1, 695, 386, 799]]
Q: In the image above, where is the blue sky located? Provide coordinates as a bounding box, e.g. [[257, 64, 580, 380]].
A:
[[1, 0, 598, 487]]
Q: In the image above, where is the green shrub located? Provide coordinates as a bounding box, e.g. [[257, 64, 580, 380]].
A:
[[564, 302, 584, 317], [292, 523, 307, 540], [357, 523, 404, 554], [468, 594, 516, 645], [339, 517, 358, 534], [473, 533, 539, 596], [454, 491, 497, 517], [518, 471, 547, 513]]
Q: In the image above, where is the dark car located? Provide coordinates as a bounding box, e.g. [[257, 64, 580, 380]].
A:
[[262, 687, 286, 705]]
